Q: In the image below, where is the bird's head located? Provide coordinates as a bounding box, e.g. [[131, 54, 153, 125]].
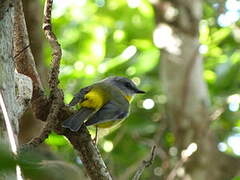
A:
[[105, 76, 145, 96]]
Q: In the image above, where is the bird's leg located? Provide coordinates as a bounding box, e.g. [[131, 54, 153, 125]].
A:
[[93, 126, 98, 144]]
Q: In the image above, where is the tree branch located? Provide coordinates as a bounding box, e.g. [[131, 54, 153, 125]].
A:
[[16, 0, 112, 179], [64, 127, 113, 180], [42, 0, 61, 95], [132, 145, 157, 180]]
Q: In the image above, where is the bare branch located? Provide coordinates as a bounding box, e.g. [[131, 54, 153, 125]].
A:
[[132, 145, 157, 180], [166, 159, 184, 180], [22, 0, 113, 179], [26, 0, 65, 154], [166, 142, 198, 180], [19, 89, 64, 151], [43, 0, 62, 94], [64, 127, 113, 180]]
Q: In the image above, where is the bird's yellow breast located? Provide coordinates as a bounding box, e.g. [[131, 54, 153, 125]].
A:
[[80, 88, 107, 109], [80, 87, 131, 128], [124, 95, 132, 102]]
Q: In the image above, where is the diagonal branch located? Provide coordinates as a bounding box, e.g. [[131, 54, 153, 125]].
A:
[[132, 145, 157, 180], [30, 0, 65, 148], [42, 0, 62, 95], [19, 0, 112, 179]]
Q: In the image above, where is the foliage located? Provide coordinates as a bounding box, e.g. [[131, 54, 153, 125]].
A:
[[44, 1, 161, 178], [44, 0, 240, 178], [2, 0, 240, 179]]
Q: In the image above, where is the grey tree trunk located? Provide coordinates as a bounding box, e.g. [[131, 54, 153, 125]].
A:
[[0, 0, 32, 139], [0, 0, 17, 140], [0, 1, 32, 179], [153, 0, 240, 179]]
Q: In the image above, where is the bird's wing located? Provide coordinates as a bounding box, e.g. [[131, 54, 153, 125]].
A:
[[85, 100, 129, 126], [68, 86, 92, 106], [62, 107, 95, 132]]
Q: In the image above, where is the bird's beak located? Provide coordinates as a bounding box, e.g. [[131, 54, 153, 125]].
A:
[[135, 89, 145, 94]]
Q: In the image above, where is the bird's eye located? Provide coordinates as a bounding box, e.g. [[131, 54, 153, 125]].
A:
[[125, 82, 132, 88]]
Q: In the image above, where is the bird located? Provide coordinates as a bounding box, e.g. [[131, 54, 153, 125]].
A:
[[62, 76, 145, 140]]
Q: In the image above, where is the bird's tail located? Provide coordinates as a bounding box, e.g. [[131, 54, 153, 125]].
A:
[[62, 108, 95, 132]]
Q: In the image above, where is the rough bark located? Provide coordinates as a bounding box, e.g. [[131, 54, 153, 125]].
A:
[[0, 0, 32, 139], [0, 1, 32, 180], [19, 0, 46, 144], [0, 1, 16, 138], [13, 0, 50, 124], [63, 128, 113, 180], [13, 0, 43, 99], [0, 0, 16, 136], [153, 0, 240, 179]]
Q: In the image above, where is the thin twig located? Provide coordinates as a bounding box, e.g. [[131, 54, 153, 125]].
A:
[[166, 142, 198, 180], [132, 145, 157, 180], [19, 92, 63, 151], [39, 0, 63, 141], [18, 0, 64, 152], [166, 159, 184, 180], [119, 154, 147, 180], [43, 0, 62, 94], [23, 0, 64, 150]]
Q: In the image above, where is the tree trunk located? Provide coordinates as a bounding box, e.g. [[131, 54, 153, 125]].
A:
[[18, 0, 46, 144], [0, 1, 32, 179], [153, 0, 240, 179], [0, 0, 17, 141]]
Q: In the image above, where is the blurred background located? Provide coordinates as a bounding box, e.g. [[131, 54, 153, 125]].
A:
[[2, 0, 240, 179]]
